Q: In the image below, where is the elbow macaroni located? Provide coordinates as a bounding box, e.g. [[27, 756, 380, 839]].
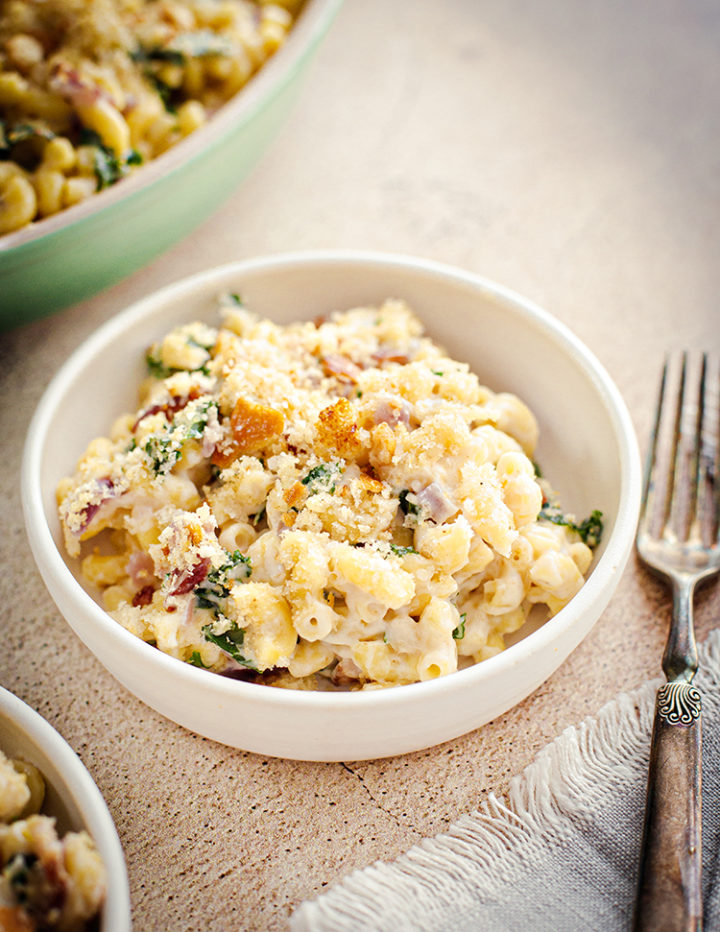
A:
[[57, 298, 603, 690], [0, 0, 299, 234]]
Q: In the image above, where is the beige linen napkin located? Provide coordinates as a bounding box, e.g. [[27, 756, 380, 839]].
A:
[[291, 630, 720, 931]]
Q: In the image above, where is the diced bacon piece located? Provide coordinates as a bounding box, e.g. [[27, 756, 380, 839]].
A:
[[332, 658, 364, 687], [321, 354, 362, 384], [169, 557, 210, 596], [372, 347, 410, 365], [212, 398, 284, 467], [77, 478, 117, 534], [132, 585, 155, 607], [371, 398, 412, 429], [132, 388, 200, 432], [416, 482, 458, 524], [127, 551, 156, 587], [49, 63, 102, 108]]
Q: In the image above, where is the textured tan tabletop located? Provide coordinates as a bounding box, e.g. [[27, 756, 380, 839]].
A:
[[2, 0, 720, 929]]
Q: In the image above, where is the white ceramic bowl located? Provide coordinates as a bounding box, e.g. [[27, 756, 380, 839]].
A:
[[0, 686, 131, 931], [22, 252, 641, 761]]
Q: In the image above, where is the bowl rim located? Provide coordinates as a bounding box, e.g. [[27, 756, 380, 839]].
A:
[[0, 685, 131, 932], [22, 249, 642, 712], [0, 0, 344, 254]]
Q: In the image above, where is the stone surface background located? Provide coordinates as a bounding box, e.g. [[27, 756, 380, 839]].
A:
[[2, 0, 719, 928]]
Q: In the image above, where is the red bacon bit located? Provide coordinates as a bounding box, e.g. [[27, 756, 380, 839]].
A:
[[127, 551, 156, 587], [416, 482, 458, 524], [372, 347, 410, 365], [331, 658, 364, 687], [77, 478, 116, 534], [321, 354, 363, 384], [132, 388, 200, 432], [132, 585, 155, 607], [169, 557, 210, 596], [371, 399, 412, 429]]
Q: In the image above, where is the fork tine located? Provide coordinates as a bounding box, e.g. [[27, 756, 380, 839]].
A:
[[696, 353, 720, 547], [684, 353, 705, 541], [665, 353, 687, 540], [639, 355, 670, 537], [667, 352, 710, 544]]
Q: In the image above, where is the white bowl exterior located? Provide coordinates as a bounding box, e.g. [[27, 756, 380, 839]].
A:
[[22, 252, 641, 761], [0, 687, 131, 931]]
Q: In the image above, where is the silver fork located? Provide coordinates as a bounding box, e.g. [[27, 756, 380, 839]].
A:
[[633, 352, 720, 932]]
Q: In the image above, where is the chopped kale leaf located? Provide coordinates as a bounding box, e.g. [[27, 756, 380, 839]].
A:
[[452, 612, 467, 640], [78, 128, 141, 189], [576, 510, 604, 547], [145, 347, 210, 379], [301, 462, 342, 495], [145, 350, 174, 379], [131, 45, 186, 66], [147, 73, 178, 112], [186, 400, 218, 440], [188, 651, 209, 668], [202, 622, 256, 669], [6, 852, 38, 902], [93, 145, 121, 189], [398, 489, 420, 516], [195, 551, 252, 612], [540, 504, 604, 547], [143, 435, 180, 474], [390, 544, 417, 557], [219, 292, 244, 307]]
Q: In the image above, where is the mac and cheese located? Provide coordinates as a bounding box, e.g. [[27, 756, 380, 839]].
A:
[[57, 298, 603, 690], [0, 0, 299, 234], [0, 749, 106, 930]]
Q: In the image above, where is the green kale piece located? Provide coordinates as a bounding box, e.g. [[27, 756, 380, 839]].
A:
[[145, 343, 210, 378], [186, 400, 218, 439], [398, 489, 420, 516], [143, 435, 180, 474], [79, 128, 142, 189], [131, 45, 186, 66], [195, 551, 252, 612], [301, 462, 342, 495], [540, 504, 604, 547], [188, 651, 209, 668], [202, 622, 256, 669], [389, 544, 418, 557], [145, 350, 174, 379], [452, 613, 467, 640]]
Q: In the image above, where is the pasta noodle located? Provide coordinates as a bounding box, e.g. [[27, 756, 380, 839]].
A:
[[57, 297, 604, 690]]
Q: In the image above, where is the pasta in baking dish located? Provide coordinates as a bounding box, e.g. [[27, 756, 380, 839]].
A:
[[0, 748, 106, 930], [57, 297, 603, 690], [0, 0, 299, 234]]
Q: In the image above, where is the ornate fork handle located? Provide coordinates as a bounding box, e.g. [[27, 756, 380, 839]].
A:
[[633, 578, 703, 932]]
